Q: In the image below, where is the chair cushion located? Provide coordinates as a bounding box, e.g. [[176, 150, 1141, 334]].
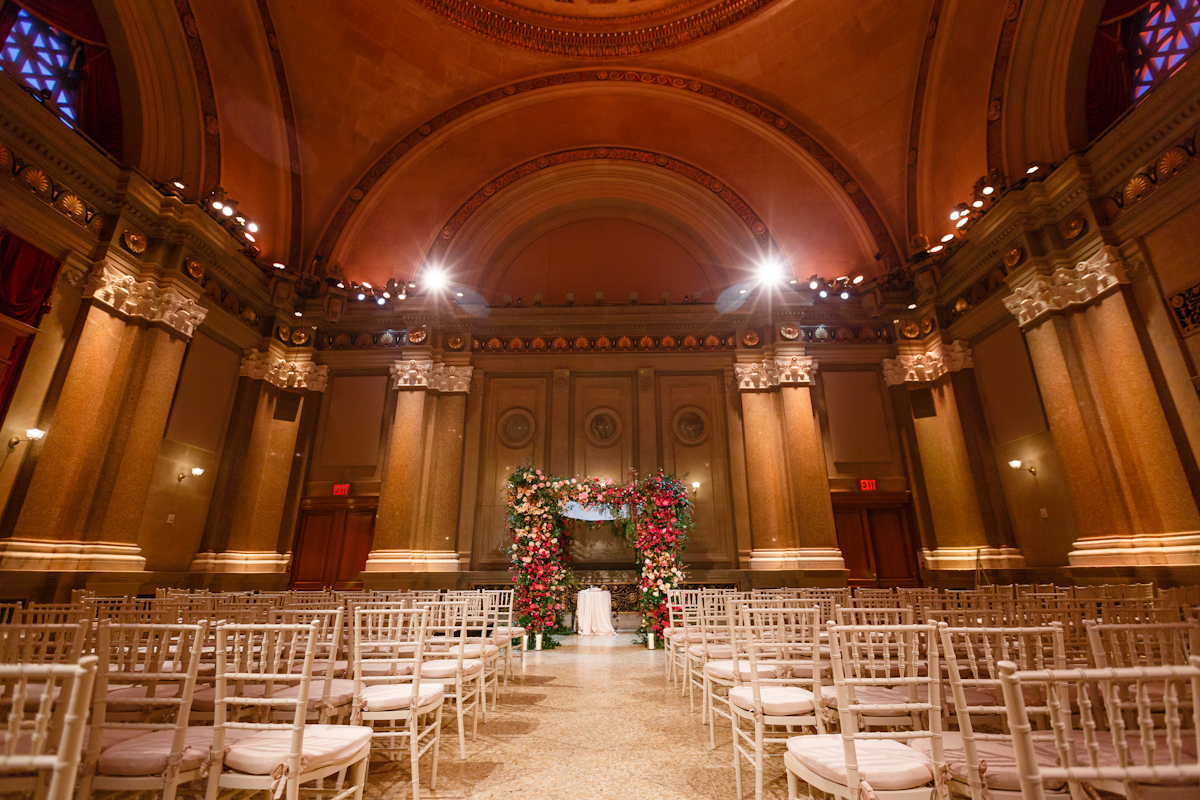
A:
[[420, 659, 483, 679], [104, 683, 186, 711], [276, 679, 355, 710], [445, 643, 499, 659], [223, 724, 371, 777], [911, 733, 1066, 792], [703, 660, 781, 682], [358, 681, 445, 712], [729, 686, 817, 716], [98, 728, 255, 777], [786, 735, 934, 791], [352, 661, 414, 679], [492, 627, 526, 638], [688, 644, 733, 658]]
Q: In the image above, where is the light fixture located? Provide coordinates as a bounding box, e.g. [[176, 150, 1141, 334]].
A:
[[950, 209, 961, 221], [739, 288, 747, 294], [972, 199, 984, 208], [1007, 460, 1036, 476], [361, 282, 372, 289], [235, 215, 246, 224], [336, 282, 345, 289], [955, 216, 970, 228], [356, 293, 366, 301], [982, 185, 994, 196], [691, 481, 700, 498], [171, 179, 186, 190], [7, 428, 46, 450], [928, 244, 944, 253], [818, 290, 828, 298], [908, 303, 917, 310], [221, 206, 234, 217], [1026, 165, 1039, 174], [243, 232, 255, 242], [293, 311, 302, 317], [376, 297, 386, 306], [940, 234, 955, 243], [177, 467, 205, 482], [852, 275, 865, 285], [273, 262, 286, 270], [756, 256, 786, 285], [840, 291, 850, 300], [382, 291, 391, 299], [456, 291, 464, 298], [247, 221, 259, 233], [809, 279, 820, 290], [424, 268, 448, 292]]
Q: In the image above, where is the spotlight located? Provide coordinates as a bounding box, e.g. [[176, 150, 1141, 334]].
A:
[[840, 291, 850, 300], [908, 303, 917, 310], [235, 215, 246, 224], [809, 280, 820, 290], [956, 216, 969, 228], [211, 200, 223, 211], [272, 262, 286, 269], [424, 268, 448, 292], [456, 292, 464, 298], [361, 282, 372, 289], [756, 257, 786, 285], [982, 186, 994, 196], [950, 209, 960, 221], [247, 221, 259, 233], [941, 234, 955, 243], [356, 293, 366, 301], [222, 206, 234, 217], [972, 200, 984, 208], [928, 245, 944, 253], [789, 279, 798, 285], [336, 282, 345, 289], [243, 232, 255, 242], [171, 179, 186, 190], [739, 288, 747, 294], [382, 292, 391, 299], [1026, 165, 1039, 174], [852, 275, 864, 285], [293, 311, 302, 317], [818, 290, 828, 298], [376, 297, 386, 306]]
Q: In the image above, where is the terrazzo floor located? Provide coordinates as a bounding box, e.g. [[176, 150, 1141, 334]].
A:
[[362, 633, 792, 800]]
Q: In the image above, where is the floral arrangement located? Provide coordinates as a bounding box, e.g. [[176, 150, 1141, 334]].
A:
[[504, 465, 692, 642]]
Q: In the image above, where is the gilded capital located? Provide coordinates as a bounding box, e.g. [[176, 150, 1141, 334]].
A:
[[85, 263, 207, 338], [240, 349, 329, 392], [882, 340, 973, 386], [1003, 245, 1129, 327]]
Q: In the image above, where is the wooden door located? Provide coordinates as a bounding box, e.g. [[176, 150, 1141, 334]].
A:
[[831, 491, 920, 588], [290, 498, 377, 589]]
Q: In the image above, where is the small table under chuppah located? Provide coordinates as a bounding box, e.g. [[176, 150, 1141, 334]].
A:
[[575, 588, 616, 636]]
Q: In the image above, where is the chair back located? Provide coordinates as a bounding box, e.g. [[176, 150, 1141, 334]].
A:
[[0, 623, 88, 665], [1086, 618, 1199, 668]]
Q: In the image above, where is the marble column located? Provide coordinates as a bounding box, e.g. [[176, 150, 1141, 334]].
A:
[[883, 340, 1026, 571], [365, 357, 472, 573], [189, 347, 328, 574], [1005, 246, 1200, 566], [734, 354, 844, 571], [0, 264, 205, 570]]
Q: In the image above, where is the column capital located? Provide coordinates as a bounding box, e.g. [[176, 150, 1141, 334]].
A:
[[1003, 245, 1129, 327], [240, 348, 329, 392], [882, 340, 973, 386], [733, 356, 817, 391], [84, 262, 207, 339], [389, 359, 473, 393]]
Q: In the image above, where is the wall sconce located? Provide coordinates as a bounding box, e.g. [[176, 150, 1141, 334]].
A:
[[178, 467, 205, 482], [1008, 460, 1036, 476], [7, 428, 46, 450], [691, 481, 701, 498]]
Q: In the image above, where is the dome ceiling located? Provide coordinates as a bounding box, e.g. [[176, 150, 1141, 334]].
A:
[[409, 0, 778, 57]]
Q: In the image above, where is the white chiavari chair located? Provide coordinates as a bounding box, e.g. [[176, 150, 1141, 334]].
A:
[[352, 606, 443, 800], [488, 589, 526, 684], [0, 657, 96, 800], [784, 622, 945, 800], [202, 621, 372, 800], [415, 599, 483, 760], [1087, 619, 1199, 669], [693, 591, 737, 720], [730, 604, 826, 800], [445, 591, 500, 711], [816, 619, 932, 731], [666, 589, 702, 691], [274, 608, 353, 724], [76, 621, 207, 800], [999, 657, 1200, 800]]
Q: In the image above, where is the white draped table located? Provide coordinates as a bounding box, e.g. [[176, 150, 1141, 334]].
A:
[[574, 588, 616, 636]]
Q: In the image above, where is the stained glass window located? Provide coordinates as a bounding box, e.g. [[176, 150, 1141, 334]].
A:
[[1, 9, 77, 121], [1131, 0, 1200, 99]]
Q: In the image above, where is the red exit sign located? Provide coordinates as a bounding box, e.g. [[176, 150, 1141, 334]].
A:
[[333, 484, 350, 496], [859, 479, 877, 491]]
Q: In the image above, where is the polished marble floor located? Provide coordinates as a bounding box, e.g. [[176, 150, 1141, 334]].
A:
[[363, 633, 790, 799]]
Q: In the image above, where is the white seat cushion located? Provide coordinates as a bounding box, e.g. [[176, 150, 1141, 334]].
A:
[[420, 659, 483, 679], [104, 683, 185, 710], [358, 681, 445, 712], [787, 735, 934, 791], [704, 660, 781, 682], [446, 643, 499, 659], [492, 627, 526, 638], [352, 661, 414, 678], [98, 728, 256, 777], [688, 643, 733, 658], [730, 686, 817, 716], [223, 724, 372, 777], [912, 733, 1066, 792], [276, 679, 355, 710]]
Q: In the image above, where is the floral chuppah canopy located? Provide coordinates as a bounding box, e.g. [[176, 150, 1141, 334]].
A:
[[504, 466, 693, 643]]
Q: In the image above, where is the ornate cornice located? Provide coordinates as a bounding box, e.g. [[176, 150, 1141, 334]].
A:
[[431, 147, 772, 261], [1002, 245, 1128, 328], [239, 349, 329, 392], [312, 69, 900, 274], [733, 356, 817, 391], [389, 360, 473, 393], [882, 340, 972, 386], [170, 0, 221, 193], [85, 264, 207, 339]]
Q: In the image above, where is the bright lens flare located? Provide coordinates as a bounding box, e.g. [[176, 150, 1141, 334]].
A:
[[756, 258, 785, 285], [424, 268, 449, 292]]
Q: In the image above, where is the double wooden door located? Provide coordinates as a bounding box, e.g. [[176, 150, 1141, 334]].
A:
[[831, 491, 921, 588], [290, 498, 377, 589]]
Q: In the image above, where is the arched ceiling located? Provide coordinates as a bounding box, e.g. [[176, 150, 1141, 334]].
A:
[[96, 0, 1112, 297]]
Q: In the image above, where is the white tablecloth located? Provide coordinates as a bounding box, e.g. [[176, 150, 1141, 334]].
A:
[[575, 589, 616, 636]]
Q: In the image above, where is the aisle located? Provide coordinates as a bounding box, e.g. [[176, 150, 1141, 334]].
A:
[[363, 633, 788, 799]]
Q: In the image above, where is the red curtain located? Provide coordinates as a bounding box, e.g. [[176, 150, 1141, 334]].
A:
[[1085, 0, 1154, 140], [5, 1, 123, 158], [0, 231, 62, 426]]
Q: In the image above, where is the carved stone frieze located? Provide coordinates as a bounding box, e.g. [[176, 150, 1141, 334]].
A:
[[1003, 246, 1128, 327], [240, 349, 329, 392], [85, 264, 207, 339], [389, 360, 473, 393], [390, 359, 433, 390], [430, 364, 473, 393], [882, 341, 973, 386], [734, 356, 817, 391]]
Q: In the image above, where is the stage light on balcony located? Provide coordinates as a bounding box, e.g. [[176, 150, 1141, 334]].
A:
[[376, 297, 386, 306], [1027, 165, 1039, 174], [336, 282, 345, 289], [982, 185, 994, 195], [361, 282, 372, 289], [840, 291, 850, 300], [243, 232, 255, 242], [382, 292, 391, 299], [456, 291, 464, 298], [950, 209, 961, 221], [956, 216, 970, 228], [818, 290, 828, 298], [424, 268, 448, 292], [809, 280, 820, 290], [908, 303, 917, 310], [972, 199, 984, 208], [247, 221, 259, 233], [293, 311, 302, 317], [356, 293, 366, 301], [852, 275, 865, 285], [929, 245, 944, 253], [941, 234, 955, 243], [172, 179, 186, 190], [756, 257, 785, 285], [272, 262, 286, 269]]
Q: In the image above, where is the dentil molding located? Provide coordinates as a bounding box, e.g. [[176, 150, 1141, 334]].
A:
[[882, 341, 973, 386], [1003, 245, 1129, 327], [85, 263, 207, 339], [389, 360, 473, 393], [240, 349, 329, 392], [733, 356, 817, 391]]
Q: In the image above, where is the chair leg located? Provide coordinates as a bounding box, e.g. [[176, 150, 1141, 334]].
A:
[[430, 705, 442, 791], [786, 765, 799, 800], [733, 717, 743, 799], [754, 721, 764, 800], [455, 690, 467, 761], [410, 714, 421, 800]]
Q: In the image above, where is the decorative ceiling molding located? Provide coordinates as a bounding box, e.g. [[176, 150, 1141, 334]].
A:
[[85, 263, 208, 339], [882, 340, 972, 386], [311, 70, 901, 273], [985, 0, 1023, 172], [905, 0, 945, 244], [240, 349, 329, 392], [408, 0, 777, 58], [252, 0, 304, 269], [1002, 245, 1128, 328], [733, 356, 817, 391], [429, 147, 772, 263], [170, 0, 221, 193]]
